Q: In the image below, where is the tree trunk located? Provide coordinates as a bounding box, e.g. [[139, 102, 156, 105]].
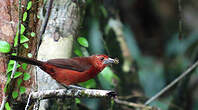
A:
[[36, 0, 85, 109], [0, 0, 40, 109], [0, 0, 18, 105], [0, 0, 85, 109]]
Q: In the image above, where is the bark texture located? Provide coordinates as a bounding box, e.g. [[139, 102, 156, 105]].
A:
[[0, 0, 19, 104], [36, 0, 84, 109]]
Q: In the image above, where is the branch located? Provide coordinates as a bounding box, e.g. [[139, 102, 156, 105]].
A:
[[25, 87, 162, 110], [25, 93, 32, 110], [0, 96, 7, 110], [30, 88, 116, 100], [38, 0, 54, 47], [145, 60, 198, 105], [24, 85, 116, 109], [114, 98, 160, 110]]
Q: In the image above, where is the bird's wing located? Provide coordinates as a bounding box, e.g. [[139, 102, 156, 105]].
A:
[[46, 57, 92, 72]]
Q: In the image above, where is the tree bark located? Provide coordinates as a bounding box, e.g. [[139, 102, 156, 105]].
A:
[[0, 0, 20, 105], [36, 0, 85, 109], [0, 0, 40, 109]]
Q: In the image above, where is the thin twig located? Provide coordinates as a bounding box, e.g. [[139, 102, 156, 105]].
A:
[[145, 60, 198, 105], [10, 61, 18, 79], [38, 0, 54, 47], [25, 93, 32, 110], [114, 98, 159, 110], [0, 96, 7, 110], [118, 94, 143, 100], [35, 0, 54, 84], [68, 85, 86, 90], [33, 100, 39, 110], [17, 0, 22, 54]]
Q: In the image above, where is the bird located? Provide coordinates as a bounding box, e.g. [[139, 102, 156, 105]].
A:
[[9, 55, 119, 86]]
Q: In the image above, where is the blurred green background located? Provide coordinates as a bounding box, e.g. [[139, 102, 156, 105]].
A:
[[73, 0, 198, 110]]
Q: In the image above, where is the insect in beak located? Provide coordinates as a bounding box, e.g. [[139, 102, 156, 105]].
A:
[[103, 58, 119, 64]]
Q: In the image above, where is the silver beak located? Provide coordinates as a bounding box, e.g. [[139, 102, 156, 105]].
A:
[[103, 58, 119, 64]]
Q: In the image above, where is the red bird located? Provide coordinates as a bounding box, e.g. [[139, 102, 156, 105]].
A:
[[10, 55, 118, 85]]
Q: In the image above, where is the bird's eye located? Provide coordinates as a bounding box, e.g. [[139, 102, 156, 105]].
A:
[[100, 57, 104, 61]]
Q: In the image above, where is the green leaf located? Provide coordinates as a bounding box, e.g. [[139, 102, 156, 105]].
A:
[[23, 12, 27, 21], [14, 31, 19, 47], [5, 102, 11, 110], [20, 35, 29, 43], [23, 43, 28, 48], [75, 98, 81, 104], [4, 86, 7, 93], [4, 72, 11, 92], [4, 82, 9, 93], [74, 49, 83, 56], [79, 79, 96, 88], [31, 32, 36, 37], [77, 37, 89, 47], [14, 72, 23, 78], [0, 40, 11, 53], [20, 24, 26, 34], [12, 53, 17, 56], [6, 63, 21, 73], [12, 91, 18, 99], [100, 67, 119, 83], [5, 72, 11, 85], [27, 1, 32, 10], [8, 60, 15, 65], [14, 24, 26, 47], [17, 79, 23, 87], [19, 86, 26, 94], [23, 73, 31, 80], [22, 63, 28, 70]]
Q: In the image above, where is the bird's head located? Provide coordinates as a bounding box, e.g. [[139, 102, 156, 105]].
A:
[[92, 55, 119, 71]]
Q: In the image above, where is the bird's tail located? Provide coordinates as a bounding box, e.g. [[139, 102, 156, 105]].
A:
[[9, 55, 43, 66]]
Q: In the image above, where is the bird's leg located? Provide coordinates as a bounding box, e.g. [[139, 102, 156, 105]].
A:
[[68, 85, 86, 90], [58, 83, 86, 90]]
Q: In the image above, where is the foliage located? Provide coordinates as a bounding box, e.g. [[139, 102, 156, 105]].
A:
[[23, 73, 31, 81], [30, 32, 36, 37], [5, 102, 11, 110], [19, 86, 26, 94], [27, 1, 32, 10], [77, 37, 89, 47], [4, 0, 33, 101], [14, 72, 23, 78], [0, 40, 11, 53], [12, 91, 18, 99]]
